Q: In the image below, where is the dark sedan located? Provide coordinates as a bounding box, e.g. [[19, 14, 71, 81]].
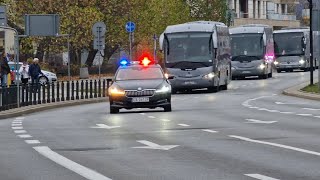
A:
[[108, 64, 172, 114]]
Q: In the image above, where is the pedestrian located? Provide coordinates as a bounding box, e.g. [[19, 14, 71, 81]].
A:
[[10, 67, 15, 85], [0, 50, 10, 88], [19, 61, 29, 85], [28, 58, 43, 92]]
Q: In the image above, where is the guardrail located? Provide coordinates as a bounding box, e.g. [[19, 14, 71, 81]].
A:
[[0, 78, 113, 112]]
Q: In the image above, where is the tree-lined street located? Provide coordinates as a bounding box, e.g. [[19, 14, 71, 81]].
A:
[[1, 71, 320, 180]]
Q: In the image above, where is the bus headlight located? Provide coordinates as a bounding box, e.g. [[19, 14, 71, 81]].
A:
[[299, 59, 305, 64], [203, 73, 215, 79], [258, 64, 266, 70]]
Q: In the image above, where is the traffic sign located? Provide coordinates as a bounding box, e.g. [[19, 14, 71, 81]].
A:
[[93, 36, 105, 50], [92, 22, 106, 37], [126, 21, 135, 33]]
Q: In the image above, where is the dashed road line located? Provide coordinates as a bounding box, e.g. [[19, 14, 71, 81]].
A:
[[161, 119, 171, 122], [15, 117, 25, 120], [139, 113, 146, 115], [202, 129, 218, 133], [14, 130, 27, 134], [178, 124, 190, 127], [296, 114, 313, 117], [25, 140, 41, 144], [148, 116, 156, 119], [314, 116, 320, 118], [34, 146, 112, 180], [279, 112, 294, 114], [303, 108, 320, 111], [12, 127, 23, 130], [245, 173, 280, 180], [17, 134, 32, 138], [11, 124, 22, 126], [230, 135, 320, 157]]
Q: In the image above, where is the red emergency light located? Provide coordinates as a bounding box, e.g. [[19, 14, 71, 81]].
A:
[[138, 52, 154, 67]]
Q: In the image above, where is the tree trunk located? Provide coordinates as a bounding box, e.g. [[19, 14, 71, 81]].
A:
[[86, 48, 98, 67]]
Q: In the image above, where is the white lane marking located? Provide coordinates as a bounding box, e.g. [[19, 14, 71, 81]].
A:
[[178, 124, 190, 127], [15, 117, 25, 120], [34, 146, 112, 180], [245, 119, 277, 124], [275, 102, 304, 105], [139, 113, 145, 115], [14, 130, 27, 134], [315, 116, 320, 118], [249, 107, 259, 109], [202, 129, 218, 133], [25, 140, 40, 144], [148, 116, 156, 119], [161, 119, 171, 122], [296, 114, 313, 116], [279, 112, 294, 114], [194, 97, 199, 99], [303, 108, 320, 111], [11, 124, 22, 126], [258, 109, 280, 113], [17, 134, 32, 138], [13, 120, 23, 123], [90, 124, 120, 129], [230, 135, 320, 156], [12, 127, 23, 130], [245, 173, 280, 180], [132, 140, 179, 150]]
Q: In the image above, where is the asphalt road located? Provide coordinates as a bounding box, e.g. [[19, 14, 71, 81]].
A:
[[1, 71, 320, 180]]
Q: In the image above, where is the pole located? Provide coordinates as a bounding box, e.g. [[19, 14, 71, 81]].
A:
[[129, 32, 132, 61], [154, 34, 157, 63], [310, 0, 314, 85], [98, 27, 101, 79], [67, 34, 71, 81], [98, 50, 101, 79]]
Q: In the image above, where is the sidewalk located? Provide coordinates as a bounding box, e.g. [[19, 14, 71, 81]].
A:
[[283, 82, 320, 101], [0, 97, 108, 120]]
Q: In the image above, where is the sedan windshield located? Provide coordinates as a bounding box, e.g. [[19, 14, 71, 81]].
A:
[[116, 67, 164, 81]]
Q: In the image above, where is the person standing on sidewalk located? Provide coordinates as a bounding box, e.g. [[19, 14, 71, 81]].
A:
[[28, 58, 43, 92], [0, 51, 10, 88], [19, 61, 29, 85]]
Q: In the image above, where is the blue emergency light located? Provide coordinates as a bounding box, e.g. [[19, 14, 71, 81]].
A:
[[119, 59, 129, 66]]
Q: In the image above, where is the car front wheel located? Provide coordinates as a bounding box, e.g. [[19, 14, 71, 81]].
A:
[[110, 106, 119, 114], [39, 76, 48, 85], [164, 104, 172, 112]]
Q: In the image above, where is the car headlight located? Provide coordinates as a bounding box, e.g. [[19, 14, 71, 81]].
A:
[[109, 87, 125, 95], [155, 85, 171, 93], [258, 64, 266, 70], [203, 72, 215, 79], [299, 59, 305, 64], [274, 61, 279, 65]]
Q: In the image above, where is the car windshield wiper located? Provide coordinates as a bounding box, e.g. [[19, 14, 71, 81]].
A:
[[232, 55, 262, 61]]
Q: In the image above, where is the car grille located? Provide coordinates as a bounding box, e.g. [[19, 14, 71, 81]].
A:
[[125, 90, 155, 97]]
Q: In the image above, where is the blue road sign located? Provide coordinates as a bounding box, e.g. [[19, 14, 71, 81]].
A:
[[126, 21, 135, 33]]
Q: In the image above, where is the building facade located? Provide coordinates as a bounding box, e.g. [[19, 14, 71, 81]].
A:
[[228, 0, 301, 29]]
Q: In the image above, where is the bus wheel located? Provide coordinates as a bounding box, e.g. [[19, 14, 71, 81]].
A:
[[268, 72, 273, 78], [277, 70, 281, 73]]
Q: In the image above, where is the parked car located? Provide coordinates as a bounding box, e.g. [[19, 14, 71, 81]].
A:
[[8, 62, 58, 85]]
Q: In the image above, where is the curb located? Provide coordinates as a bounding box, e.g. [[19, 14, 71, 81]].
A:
[[283, 82, 320, 101], [0, 97, 109, 120]]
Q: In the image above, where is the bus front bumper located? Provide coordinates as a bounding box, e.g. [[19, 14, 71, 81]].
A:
[[232, 68, 266, 77], [169, 77, 215, 90]]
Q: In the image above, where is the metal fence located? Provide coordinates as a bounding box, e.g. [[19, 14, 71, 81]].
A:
[[0, 78, 112, 112]]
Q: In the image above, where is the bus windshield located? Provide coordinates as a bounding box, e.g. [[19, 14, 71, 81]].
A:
[[274, 32, 304, 56], [166, 33, 212, 63], [231, 34, 264, 60]]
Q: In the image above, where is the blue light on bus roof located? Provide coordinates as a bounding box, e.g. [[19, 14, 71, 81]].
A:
[[120, 59, 129, 66]]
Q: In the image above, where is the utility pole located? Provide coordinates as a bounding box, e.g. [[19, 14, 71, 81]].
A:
[[308, 0, 314, 85]]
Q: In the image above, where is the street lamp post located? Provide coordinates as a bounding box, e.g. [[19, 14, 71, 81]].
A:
[[308, 0, 314, 85]]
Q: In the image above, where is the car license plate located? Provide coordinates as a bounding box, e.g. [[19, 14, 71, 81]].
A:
[[132, 97, 149, 103], [242, 71, 251, 74], [184, 81, 196, 85]]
